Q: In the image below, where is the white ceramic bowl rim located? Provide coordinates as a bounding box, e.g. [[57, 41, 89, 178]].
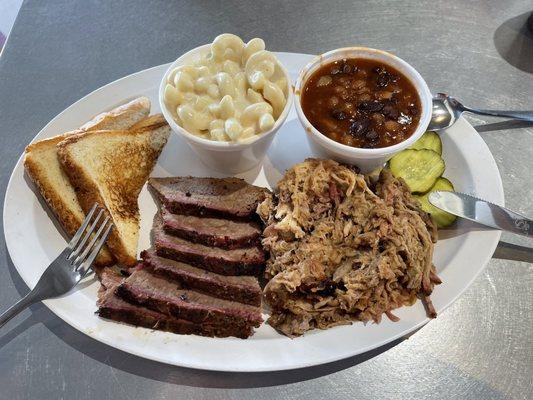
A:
[[294, 47, 433, 157], [159, 43, 294, 152]]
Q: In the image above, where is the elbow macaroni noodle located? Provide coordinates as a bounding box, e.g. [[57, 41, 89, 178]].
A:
[[164, 34, 288, 142]]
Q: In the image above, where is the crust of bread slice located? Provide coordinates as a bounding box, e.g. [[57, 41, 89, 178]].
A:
[[24, 97, 151, 266], [57, 115, 170, 267]]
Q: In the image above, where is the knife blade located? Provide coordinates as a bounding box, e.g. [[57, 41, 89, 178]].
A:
[[428, 191, 533, 238]]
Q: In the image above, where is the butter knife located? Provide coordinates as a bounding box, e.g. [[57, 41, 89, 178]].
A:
[[428, 191, 533, 238]]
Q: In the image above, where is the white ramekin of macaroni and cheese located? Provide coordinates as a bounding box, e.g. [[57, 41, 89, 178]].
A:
[[159, 33, 293, 173]]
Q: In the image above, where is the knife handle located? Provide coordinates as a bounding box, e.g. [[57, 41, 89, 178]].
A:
[[499, 207, 533, 238], [493, 241, 533, 263]]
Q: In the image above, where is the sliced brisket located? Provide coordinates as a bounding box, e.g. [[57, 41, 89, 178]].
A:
[[97, 175, 269, 339], [97, 270, 254, 338], [141, 249, 262, 306], [116, 268, 263, 331], [161, 209, 261, 249], [153, 214, 265, 276], [149, 177, 268, 220]]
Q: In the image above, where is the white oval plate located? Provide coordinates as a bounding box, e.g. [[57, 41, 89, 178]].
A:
[[3, 53, 503, 372]]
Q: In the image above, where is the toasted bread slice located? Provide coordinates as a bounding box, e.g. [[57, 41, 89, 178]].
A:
[[57, 115, 170, 266], [24, 97, 151, 266]]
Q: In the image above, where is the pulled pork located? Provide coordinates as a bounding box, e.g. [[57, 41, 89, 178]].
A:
[[258, 159, 439, 337]]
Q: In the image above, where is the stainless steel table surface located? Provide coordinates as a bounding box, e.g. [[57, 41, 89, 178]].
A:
[[0, 1, 532, 399]]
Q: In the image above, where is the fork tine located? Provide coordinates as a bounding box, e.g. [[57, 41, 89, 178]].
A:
[[69, 208, 105, 261], [77, 221, 114, 276], [72, 216, 110, 269], [68, 203, 99, 250]]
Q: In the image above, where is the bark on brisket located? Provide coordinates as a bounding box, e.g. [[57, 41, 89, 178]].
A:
[[97, 269, 255, 338], [148, 176, 268, 220], [98, 294, 253, 338], [141, 250, 262, 306], [153, 215, 265, 276], [161, 210, 261, 250], [116, 269, 262, 328]]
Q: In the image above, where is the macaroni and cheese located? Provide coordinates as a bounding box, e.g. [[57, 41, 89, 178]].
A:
[[164, 34, 288, 142]]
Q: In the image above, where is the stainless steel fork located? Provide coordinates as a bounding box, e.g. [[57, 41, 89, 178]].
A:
[[0, 203, 114, 328]]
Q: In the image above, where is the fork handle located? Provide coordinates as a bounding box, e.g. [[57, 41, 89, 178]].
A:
[[0, 291, 40, 328]]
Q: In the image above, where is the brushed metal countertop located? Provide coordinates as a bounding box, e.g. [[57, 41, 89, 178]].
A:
[[0, 1, 531, 399]]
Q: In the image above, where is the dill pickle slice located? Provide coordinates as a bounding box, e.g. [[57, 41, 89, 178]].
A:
[[410, 131, 442, 155], [415, 177, 457, 228], [389, 149, 445, 193]]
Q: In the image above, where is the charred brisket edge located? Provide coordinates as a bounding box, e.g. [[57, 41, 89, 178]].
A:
[[162, 219, 261, 250], [154, 245, 265, 277], [148, 183, 260, 221], [141, 251, 262, 307], [115, 282, 262, 328], [164, 202, 259, 221], [97, 305, 253, 339], [96, 268, 255, 339]]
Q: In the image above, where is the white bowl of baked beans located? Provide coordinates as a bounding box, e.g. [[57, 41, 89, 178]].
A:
[[294, 47, 432, 173], [159, 34, 293, 174]]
